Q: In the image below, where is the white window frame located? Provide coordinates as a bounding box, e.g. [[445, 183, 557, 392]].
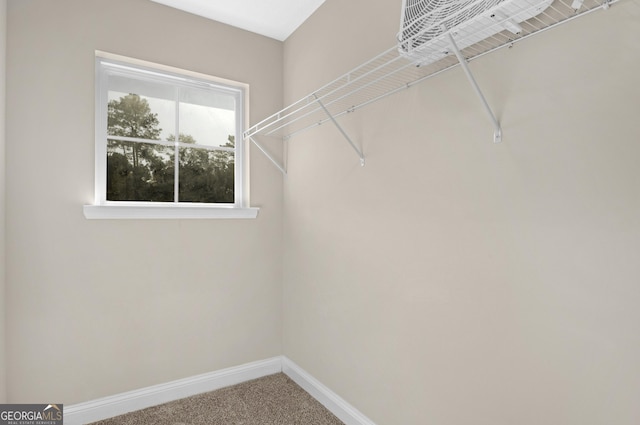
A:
[[84, 52, 258, 219]]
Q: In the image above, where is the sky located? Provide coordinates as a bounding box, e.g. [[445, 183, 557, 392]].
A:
[[109, 91, 236, 148]]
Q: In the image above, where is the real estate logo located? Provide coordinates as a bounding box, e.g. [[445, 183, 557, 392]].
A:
[[0, 404, 63, 425]]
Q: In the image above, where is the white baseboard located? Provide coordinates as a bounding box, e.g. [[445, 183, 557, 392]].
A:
[[282, 357, 377, 425], [64, 357, 282, 425], [64, 356, 376, 425]]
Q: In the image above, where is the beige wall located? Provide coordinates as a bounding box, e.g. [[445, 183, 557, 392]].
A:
[[283, 1, 640, 424], [5, 0, 283, 404], [0, 0, 5, 404]]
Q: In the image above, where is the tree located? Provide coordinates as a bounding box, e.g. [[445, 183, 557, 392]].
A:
[[106, 94, 169, 201], [179, 135, 235, 203], [108, 94, 162, 166]]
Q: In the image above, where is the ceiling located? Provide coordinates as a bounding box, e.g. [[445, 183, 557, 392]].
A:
[[150, 0, 326, 41]]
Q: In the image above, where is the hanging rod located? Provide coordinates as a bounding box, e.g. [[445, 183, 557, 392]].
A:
[[245, 0, 617, 145]]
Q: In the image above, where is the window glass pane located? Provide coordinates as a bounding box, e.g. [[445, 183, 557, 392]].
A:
[[107, 140, 175, 202], [108, 75, 176, 141], [179, 86, 236, 148], [179, 147, 235, 203]]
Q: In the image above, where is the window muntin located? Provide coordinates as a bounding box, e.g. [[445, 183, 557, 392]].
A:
[[95, 57, 245, 206]]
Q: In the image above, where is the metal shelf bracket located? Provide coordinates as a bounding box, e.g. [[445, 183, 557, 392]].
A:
[[446, 32, 503, 143], [314, 94, 366, 166], [249, 136, 287, 175]]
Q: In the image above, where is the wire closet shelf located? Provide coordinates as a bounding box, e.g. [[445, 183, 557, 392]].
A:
[[244, 0, 615, 144]]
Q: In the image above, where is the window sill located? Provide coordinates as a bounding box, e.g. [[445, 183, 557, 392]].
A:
[[83, 204, 259, 220]]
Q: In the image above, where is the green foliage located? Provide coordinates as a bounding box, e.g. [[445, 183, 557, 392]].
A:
[[180, 136, 235, 203], [106, 94, 235, 203], [108, 94, 161, 139]]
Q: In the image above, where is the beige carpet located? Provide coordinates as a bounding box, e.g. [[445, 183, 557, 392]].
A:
[[88, 373, 345, 425]]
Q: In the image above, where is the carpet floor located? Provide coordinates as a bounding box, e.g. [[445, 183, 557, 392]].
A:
[[88, 373, 345, 425]]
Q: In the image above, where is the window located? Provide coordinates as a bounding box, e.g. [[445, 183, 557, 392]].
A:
[[85, 53, 257, 219]]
